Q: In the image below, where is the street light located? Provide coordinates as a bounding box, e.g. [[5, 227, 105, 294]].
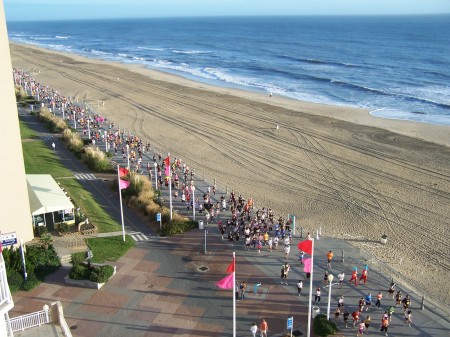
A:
[[126, 144, 130, 170], [191, 184, 196, 220], [327, 273, 334, 320], [153, 162, 158, 191]]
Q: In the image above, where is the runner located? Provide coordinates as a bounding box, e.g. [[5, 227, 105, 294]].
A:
[[326, 250, 334, 268], [375, 291, 383, 310]]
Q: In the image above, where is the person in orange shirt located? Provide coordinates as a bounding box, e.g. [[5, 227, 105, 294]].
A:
[[326, 250, 334, 268], [260, 318, 268, 337]]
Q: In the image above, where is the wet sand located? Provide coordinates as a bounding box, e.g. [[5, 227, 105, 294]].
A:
[[10, 43, 450, 308]]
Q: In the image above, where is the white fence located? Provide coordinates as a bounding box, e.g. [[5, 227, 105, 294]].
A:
[[9, 309, 50, 332]]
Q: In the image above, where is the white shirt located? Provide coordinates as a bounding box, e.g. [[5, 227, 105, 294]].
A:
[[250, 325, 258, 333]]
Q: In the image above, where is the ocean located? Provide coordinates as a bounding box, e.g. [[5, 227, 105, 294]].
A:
[[7, 15, 450, 126]]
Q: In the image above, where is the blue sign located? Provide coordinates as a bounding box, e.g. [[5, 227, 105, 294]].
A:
[[0, 232, 17, 246], [287, 317, 293, 329], [156, 213, 161, 222]]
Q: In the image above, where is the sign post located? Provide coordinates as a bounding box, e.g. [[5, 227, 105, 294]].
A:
[[287, 316, 293, 337], [156, 213, 162, 231], [0, 232, 18, 247]]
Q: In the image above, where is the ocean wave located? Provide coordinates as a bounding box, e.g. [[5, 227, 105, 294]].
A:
[[55, 35, 70, 39], [277, 54, 365, 69], [84, 48, 113, 56], [137, 46, 165, 51], [170, 49, 211, 54], [370, 108, 450, 126]]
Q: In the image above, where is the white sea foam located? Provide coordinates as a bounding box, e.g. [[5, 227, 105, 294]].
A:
[[370, 108, 450, 126], [137, 46, 165, 51], [171, 49, 210, 54], [55, 35, 70, 39]]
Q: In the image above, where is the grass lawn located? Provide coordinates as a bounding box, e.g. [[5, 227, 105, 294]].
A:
[[19, 120, 38, 139], [22, 140, 74, 178], [58, 179, 122, 233], [81, 235, 135, 263], [20, 118, 121, 233]]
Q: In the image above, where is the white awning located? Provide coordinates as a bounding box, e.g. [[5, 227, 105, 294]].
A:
[[26, 174, 74, 215]]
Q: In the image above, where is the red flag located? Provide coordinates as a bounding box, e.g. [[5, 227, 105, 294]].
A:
[[119, 167, 129, 177], [226, 258, 235, 273], [216, 273, 234, 289], [119, 179, 130, 190], [298, 239, 313, 255], [164, 156, 170, 177]]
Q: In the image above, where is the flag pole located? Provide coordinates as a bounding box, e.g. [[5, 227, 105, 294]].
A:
[[117, 164, 126, 242], [168, 154, 173, 220], [233, 251, 236, 337], [307, 239, 315, 337]]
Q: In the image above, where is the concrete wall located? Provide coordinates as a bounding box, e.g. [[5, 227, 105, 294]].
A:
[[0, 0, 34, 245]]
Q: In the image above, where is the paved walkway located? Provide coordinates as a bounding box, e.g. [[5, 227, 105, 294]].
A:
[[11, 109, 450, 337]]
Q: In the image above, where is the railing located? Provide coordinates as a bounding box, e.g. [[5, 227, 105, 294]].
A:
[[0, 254, 13, 307], [10, 309, 50, 332]]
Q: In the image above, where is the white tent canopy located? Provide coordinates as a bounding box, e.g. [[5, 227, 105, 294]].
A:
[[26, 174, 74, 216]]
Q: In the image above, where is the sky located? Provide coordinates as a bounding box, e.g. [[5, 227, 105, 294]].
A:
[[4, 0, 450, 21]]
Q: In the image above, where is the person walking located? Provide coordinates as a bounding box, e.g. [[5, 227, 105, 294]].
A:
[[364, 315, 371, 333], [337, 272, 345, 288], [387, 280, 396, 299], [51, 142, 56, 151], [250, 322, 258, 337], [260, 318, 268, 337], [402, 294, 411, 312], [240, 281, 247, 301], [297, 280, 303, 296], [357, 321, 365, 336], [375, 291, 383, 310], [343, 309, 350, 328], [380, 315, 389, 336], [314, 287, 321, 303], [404, 310, 412, 327]]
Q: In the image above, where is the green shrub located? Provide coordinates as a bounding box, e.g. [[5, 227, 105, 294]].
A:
[[22, 271, 41, 291], [161, 220, 198, 236], [72, 252, 86, 266], [6, 270, 23, 293], [313, 314, 338, 337], [58, 222, 70, 233], [26, 245, 60, 279], [89, 265, 114, 283], [33, 225, 48, 238], [69, 265, 91, 280], [38, 108, 67, 133]]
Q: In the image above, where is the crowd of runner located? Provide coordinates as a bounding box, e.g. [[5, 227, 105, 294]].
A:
[[14, 68, 418, 336]]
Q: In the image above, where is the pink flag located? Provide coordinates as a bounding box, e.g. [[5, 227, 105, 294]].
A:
[[303, 258, 312, 273], [216, 273, 234, 290], [119, 179, 130, 190]]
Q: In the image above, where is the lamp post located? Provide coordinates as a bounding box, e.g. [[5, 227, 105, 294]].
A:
[[153, 162, 158, 191], [126, 144, 130, 170], [327, 273, 334, 320], [191, 183, 196, 221], [87, 119, 91, 140]]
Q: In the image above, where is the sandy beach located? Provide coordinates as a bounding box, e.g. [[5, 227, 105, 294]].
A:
[[10, 43, 450, 309]]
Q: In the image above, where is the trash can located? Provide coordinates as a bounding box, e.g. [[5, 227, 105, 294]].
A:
[[198, 220, 204, 229], [312, 306, 320, 318]]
